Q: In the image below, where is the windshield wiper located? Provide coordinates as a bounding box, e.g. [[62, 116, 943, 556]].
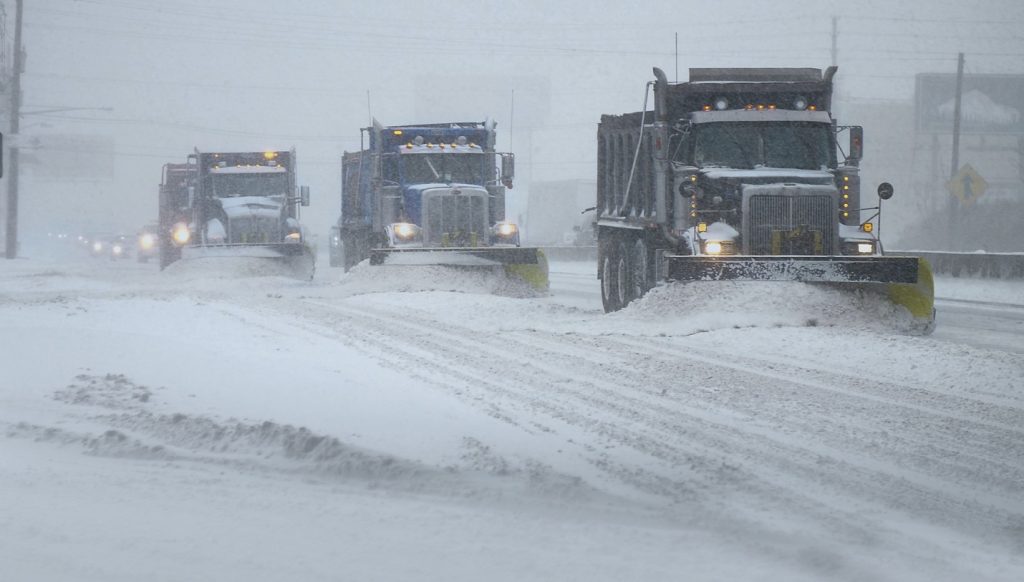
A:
[[425, 158, 441, 180]]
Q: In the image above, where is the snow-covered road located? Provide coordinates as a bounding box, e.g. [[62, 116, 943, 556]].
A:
[[2, 251, 1022, 581]]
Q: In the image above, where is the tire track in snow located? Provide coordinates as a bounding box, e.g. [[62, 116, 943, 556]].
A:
[[244, 294, 1024, 567]]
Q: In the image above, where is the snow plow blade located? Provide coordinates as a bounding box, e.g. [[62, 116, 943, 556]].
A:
[[369, 247, 549, 291], [177, 243, 316, 280], [665, 255, 920, 283], [885, 257, 936, 334], [666, 254, 935, 333]]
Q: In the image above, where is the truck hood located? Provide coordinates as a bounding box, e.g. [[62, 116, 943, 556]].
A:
[[219, 196, 285, 220]]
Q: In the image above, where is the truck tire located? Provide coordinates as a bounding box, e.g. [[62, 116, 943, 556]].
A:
[[600, 241, 622, 313], [602, 238, 637, 312], [630, 238, 651, 300]]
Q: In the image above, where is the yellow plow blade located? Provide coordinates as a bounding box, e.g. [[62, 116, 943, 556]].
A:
[[886, 257, 936, 334], [504, 249, 550, 292]]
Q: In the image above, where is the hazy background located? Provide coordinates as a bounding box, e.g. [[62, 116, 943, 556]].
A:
[[3, 0, 1024, 251]]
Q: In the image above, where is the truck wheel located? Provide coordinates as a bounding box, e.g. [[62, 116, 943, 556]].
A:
[[601, 242, 622, 313], [615, 240, 633, 307], [630, 238, 651, 300]]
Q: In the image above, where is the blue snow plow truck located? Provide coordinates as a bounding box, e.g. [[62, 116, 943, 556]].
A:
[[328, 119, 548, 290]]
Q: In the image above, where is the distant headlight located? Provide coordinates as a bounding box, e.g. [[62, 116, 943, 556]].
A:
[[172, 223, 191, 245], [92, 241, 104, 252], [112, 244, 124, 255], [138, 233, 156, 250]]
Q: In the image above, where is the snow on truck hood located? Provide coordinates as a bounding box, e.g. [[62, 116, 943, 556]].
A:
[[404, 183, 487, 194], [219, 195, 284, 219], [701, 168, 834, 181]]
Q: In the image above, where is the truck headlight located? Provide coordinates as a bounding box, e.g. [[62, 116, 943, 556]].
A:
[[285, 231, 302, 243], [495, 222, 518, 237], [390, 222, 420, 241], [842, 240, 875, 255], [701, 240, 735, 255], [172, 223, 191, 245]]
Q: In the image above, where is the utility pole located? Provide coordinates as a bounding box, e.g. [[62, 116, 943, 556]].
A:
[[949, 52, 965, 244], [5, 0, 23, 259], [831, 16, 838, 68], [674, 32, 678, 83]]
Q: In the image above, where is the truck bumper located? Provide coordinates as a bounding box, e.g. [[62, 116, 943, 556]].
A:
[[665, 255, 920, 284]]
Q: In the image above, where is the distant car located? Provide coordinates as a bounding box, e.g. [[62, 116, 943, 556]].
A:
[[87, 234, 130, 260], [136, 225, 159, 263], [85, 233, 112, 257], [107, 235, 132, 260]]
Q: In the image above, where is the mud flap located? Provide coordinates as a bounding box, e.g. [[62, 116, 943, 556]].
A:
[[504, 249, 550, 292], [886, 257, 936, 334]]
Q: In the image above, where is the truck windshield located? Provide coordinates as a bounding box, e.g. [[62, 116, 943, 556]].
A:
[[401, 153, 485, 185], [210, 173, 289, 198], [692, 122, 834, 170]]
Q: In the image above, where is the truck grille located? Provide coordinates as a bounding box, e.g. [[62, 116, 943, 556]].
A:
[[229, 217, 280, 244], [423, 192, 488, 246], [746, 193, 836, 255]]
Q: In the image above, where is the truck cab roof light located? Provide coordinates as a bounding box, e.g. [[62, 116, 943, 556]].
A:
[[393, 130, 403, 136], [263, 151, 277, 160], [702, 104, 712, 111]]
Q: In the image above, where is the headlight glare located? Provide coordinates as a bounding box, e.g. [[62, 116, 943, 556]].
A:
[[172, 223, 191, 245], [496, 222, 518, 237], [393, 222, 418, 239]]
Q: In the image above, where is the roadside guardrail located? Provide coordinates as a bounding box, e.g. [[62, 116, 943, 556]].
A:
[[890, 250, 1024, 280]]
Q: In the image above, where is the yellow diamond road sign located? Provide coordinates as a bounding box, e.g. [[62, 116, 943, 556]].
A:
[[949, 163, 988, 206]]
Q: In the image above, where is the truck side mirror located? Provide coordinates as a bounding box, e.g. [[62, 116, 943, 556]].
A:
[[848, 126, 863, 163], [500, 153, 515, 188], [299, 185, 310, 207]]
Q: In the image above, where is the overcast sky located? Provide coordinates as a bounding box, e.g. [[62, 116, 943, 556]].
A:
[[8, 0, 1024, 238]]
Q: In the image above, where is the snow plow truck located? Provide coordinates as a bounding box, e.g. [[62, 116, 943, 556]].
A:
[[596, 67, 935, 332], [158, 150, 314, 279], [329, 119, 548, 291]]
